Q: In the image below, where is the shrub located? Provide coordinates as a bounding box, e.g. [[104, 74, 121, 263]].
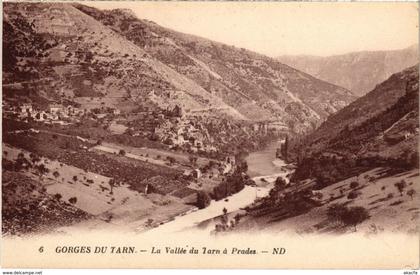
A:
[[53, 171, 60, 178], [167, 156, 176, 165], [68, 197, 77, 204], [54, 193, 62, 201], [394, 180, 407, 196], [407, 189, 416, 200], [341, 206, 370, 230], [387, 193, 394, 199], [274, 176, 287, 190], [328, 204, 370, 230], [347, 190, 360, 200], [313, 192, 323, 200], [119, 149, 126, 156], [350, 181, 359, 189], [327, 203, 348, 222]]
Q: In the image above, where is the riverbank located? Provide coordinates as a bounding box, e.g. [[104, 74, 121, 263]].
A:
[[147, 139, 292, 234], [245, 139, 285, 178]]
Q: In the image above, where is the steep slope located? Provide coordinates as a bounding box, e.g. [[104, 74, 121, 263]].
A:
[[3, 2, 356, 133], [2, 2, 244, 119], [291, 65, 419, 185], [72, 4, 356, 132], [240, 66, 419, 235], [278, 45, 419, 96]]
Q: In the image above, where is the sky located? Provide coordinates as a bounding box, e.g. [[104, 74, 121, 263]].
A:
[[85, 1, 419, 57]]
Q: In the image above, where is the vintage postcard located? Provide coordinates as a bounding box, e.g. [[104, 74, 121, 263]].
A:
[[1, 0, 419, 269]]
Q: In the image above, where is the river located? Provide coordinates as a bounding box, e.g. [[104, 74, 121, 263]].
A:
[[148, 139, 291, 234]]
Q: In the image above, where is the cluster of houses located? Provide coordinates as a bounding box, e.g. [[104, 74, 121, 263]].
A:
[[4, 101, 126, 126], [155, 116, 218, 154], [184, 155, 236, 181], [4, 102, 85, 125]]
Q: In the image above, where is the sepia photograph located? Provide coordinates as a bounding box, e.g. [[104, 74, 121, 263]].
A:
[[1, 0, 419, 270]]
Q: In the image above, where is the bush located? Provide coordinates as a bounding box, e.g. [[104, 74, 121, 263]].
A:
[[53, 171, 60, 178], [341, 206, 370, 230], [274, 176, 287, 190], [68, 197, 77, 204], [347, 190, 360, 200], [327, 204, 370, 230], [407, 189, 416, 200], [394, 180, 407, 196], [313, 192, 323, 200], [327, 203, 348, 222], [350, 181, 359, 189], [119, 149, 126, 156], [54, 193, 62, 201], [196, 191, 211, 209]]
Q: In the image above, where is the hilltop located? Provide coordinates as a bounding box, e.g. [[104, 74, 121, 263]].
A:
[[278, 45, 419, 96]]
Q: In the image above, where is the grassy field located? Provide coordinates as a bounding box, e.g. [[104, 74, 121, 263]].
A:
[[3, 145, 195, 233]]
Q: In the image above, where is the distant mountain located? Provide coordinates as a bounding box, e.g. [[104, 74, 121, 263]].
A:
[[2, 2, 356, 133], [291, 65, 419, 185], [278, 45, 419, 96]]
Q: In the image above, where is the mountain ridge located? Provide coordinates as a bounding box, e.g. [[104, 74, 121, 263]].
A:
[[278, 45, 419, 96], [2, 2, 356, 134], [289, 64, 419, 185]]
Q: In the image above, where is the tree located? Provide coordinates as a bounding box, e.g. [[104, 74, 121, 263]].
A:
[[313, 192, 323, 200], [282, 135, 289, 162], [327, 204, 370, 231], [109, 178, 115, 195], [54, 193, 62, 201], [347, 190, 360, 200], [239, 161, 248, 173], [73, 175, 78, 182], [196, 191, 211, 209], [327, 203, 348, 223], [234, 214, 241, 224], [167, 156, 176, 165], [119, 149, 126, 156], [407, 189, 416, 200], [53, 171, 60, 178], [189, 156, 197, 165], [68, 197, 77, 204], [350, 181, 359, 189], [394, 180, 407, 196], [145, 218, 153, 227], [36, 164, 49, 176], [341, 206, 370, 231], [274, 176, 287, 190]]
